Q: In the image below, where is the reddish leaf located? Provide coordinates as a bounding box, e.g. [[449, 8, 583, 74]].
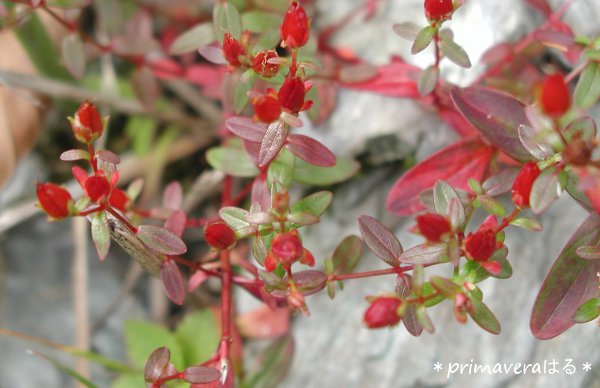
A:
[[386, 138, 494, 215], [163, 181, 183, 210], [137, 225, 187, 255], [225, 116, 267, 143], [184, 366, 221, 384], [285, 134, 336, 167], [451, 86, 532, 162], [96, 150, 120, 164], [144, 347, 170, 383], [358, 215, 402, 267], [236, 305, 290, 338], [340, 57, 420, 98], [396, 275, 423, 336], [399, 243, 447, 265], [60, 149, 90, 161], [188, 270, 210, 292], [164, 210, 187, 237], [184, 65, 224, 99], [531, 214, 600, 339], [437, 106, 477, 137], [160, 260, 186, 305], [272, 270, 328, 298], [258, 121, 287, 168]]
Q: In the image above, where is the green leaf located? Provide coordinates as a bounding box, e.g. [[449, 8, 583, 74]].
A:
[[111, 373, 143, 388], [293, 157, 360, 186], [91, 211, 110, 260], [331, 235, 362, 275], [477, 195, 506, 217], [252, 235, 268, 265], [290, 191, 333, 217], [254, 28, 281, 52], [418, 65, 439, 96], [125, 115, 158, 156], [175, 310, 220, 365], [414, 305, 435, 333], [510, 217, 543, 231], [31, 350, 98, 388], [234, 72, 255, 113], [411, 26, 435, 54], [242, 11, 281, 33], [170, 22, 215, 55], [430, 276, 461, 298], [433, 180, 460, 217], [219, 207, 257, 237], [206, 145, 259, 178], [467, 294, 501, 334], [531, 214, 600, 339], [213, 1, 243, 43], [439, 35, 472, 68], [572, 298, 600, 323], [420, 282, 445, 307], [125, 321, 184, 369], [267, 147, 295, 188], [574, 61, 600, 108]]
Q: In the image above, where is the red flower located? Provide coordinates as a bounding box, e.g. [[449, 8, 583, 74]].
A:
[[464, 226, 497, 262], [540, 74, 570, 117], [252, 50, 280, 78], [424, 0, 453, 21], [278, 76, 306, 114], [416, 212, 451, 242], [205, 222, 236, 251], [252, 89, 282, 123], [36, 182, 72, 219], [271, 231, 304, 266], [109, 188, 130, 212], [222, 32, 246, 68], [70, 101, 104, 143], [85, 175, 111, 203], [511, 161, 541, 208], [280, 1, 310, 49], [363, 296, 403, 329]]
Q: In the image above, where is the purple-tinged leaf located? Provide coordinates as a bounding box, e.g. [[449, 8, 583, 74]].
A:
[[386, 138, 494, 215], [163, 181, 183, 210], [572, 298, 600, 323], [399, 243, 447, 265], [61, 33, 85, 79], [184, 366, 221, 384], [482, 167, 519, 196], [271, 270, 328, 298], [137, 225, 187, 255], [225, 116, 267, 143], [411, 26, 435, 54], [91, 211, 110, 260], [332, 235, 362, 275], [396, 275, 423, 336], [534, 30, 574, 51], [518, 125, 554, 160], [164, 210, 187, 237], [188, 270, 209, 292], [132, 66, 159, 109], [530, 167, 560, 214], [144, 347, 170, 383], [95, 150, 120, 164], [467, 293, 501, 334], [451, 86, 532, 162], [575, 245, 600, 260], [60, 149, 90, 161], [285, 134, 336, 167], [198, 45, 227, 65], [531, 214, 600, 339], [160, 260, 186, 305], [358, 215, 402, 267], [259, 121, 287, 168]]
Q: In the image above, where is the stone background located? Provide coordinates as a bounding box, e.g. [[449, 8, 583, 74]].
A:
[[1, 0, 599, 387]]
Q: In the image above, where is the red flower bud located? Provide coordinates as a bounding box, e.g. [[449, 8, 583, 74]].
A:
[[424, 0, 453, 21], [464, 227, 497, 262], [36, 182, 72, 219], [252, 90, 282, 123], [205, 222, 236, 250], [85, 175, 111, 203], [278, 76, 306, 114], [222, 32, 246, 68], [363, 296, 402, 329], [271, 232, 303, 266], [416, 212, 451, 242], [264, 252, 277, 272], [109, 188, 130, 212], [71, 101, 104, 143], [280, 1, 310, 49], [252, 50, 280, 78], [299, 248, 315, 267], [540, 74, 570, 117], [511, 161, 541, 208]]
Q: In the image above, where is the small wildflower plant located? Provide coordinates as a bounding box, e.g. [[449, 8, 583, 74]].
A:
[[3, 0, 599, 386]]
